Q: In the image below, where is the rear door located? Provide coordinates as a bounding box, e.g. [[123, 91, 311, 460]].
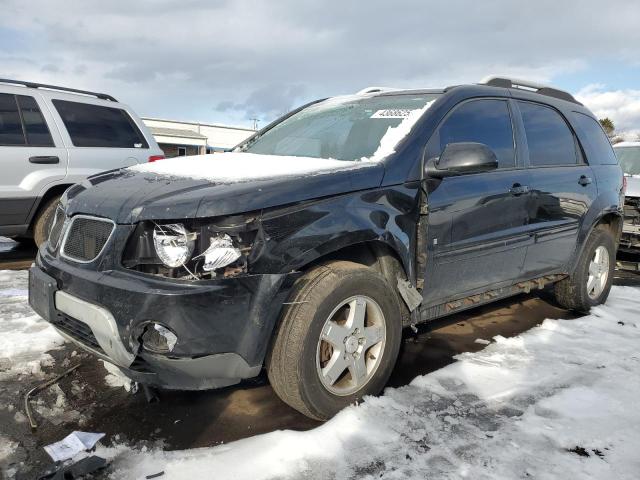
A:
[[422, 98, 531, 306], [516, 101, 597, 277], [48, 98, 158, 182], [0, 90, 68, 227]]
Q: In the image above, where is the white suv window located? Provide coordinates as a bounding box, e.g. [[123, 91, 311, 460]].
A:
[[0, 93, 26, 145], [53, 100, 149, 149], [0, 93, 54, 147]]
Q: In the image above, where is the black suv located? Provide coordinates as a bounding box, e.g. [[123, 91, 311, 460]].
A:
[[29, 77, 624, 420]]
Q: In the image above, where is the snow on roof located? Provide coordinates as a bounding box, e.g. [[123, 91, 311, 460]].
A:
[[148, 127, 207, 139]]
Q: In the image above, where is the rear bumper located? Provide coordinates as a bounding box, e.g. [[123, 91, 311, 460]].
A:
[[30, 249, 300, 390]]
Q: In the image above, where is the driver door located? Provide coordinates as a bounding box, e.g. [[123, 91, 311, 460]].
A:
[[421, 98, 532, 307]]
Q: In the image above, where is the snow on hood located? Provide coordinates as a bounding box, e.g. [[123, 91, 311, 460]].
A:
[[129, 100, 434, 183], [129, 152, 366, 183]]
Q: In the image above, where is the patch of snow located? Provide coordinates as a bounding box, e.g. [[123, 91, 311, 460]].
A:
[[0, 270, 65, 379], [474, 338, 491, 345], [96, 286, 640, 479], [0, 237, 17, 253], [101, 360, 133, 392], [129, 152, 368, 183]]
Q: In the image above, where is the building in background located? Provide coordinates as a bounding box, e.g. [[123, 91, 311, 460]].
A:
[[142, 117, 255, 157]]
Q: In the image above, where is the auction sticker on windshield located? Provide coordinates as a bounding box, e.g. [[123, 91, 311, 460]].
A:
[[371, 109, 416, 118]]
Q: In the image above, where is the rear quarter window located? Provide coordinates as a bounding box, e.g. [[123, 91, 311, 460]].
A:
[[0, 93, 25, 146], [53, 100, 149, 149], [518, 101, 578, 167], [570, 112, 618, 165]]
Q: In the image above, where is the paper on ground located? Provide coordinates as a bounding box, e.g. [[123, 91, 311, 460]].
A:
[[44, 431, 105, 462]]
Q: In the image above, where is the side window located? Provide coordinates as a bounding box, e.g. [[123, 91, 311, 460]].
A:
[[518, 102, 577, 167], [16, 95, 54, 147], [53, 100, 149, 149], [570, 112, 618, 165], [435, 99, 515, 168], [0, 93, 26, 146]]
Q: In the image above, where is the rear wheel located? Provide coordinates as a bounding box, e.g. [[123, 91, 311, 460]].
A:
[[554, 227, 615, 312], [33, 196, 61, 247], [267, 261, 402, 420]]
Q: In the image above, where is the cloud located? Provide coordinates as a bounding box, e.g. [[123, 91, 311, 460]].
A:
[[1, 0, 639, 126], [576, 84, 640, 137]]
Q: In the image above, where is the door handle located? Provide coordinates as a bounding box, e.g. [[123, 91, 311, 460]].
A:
[[578, 175, 592, 186], [29, 156, 60, 164], [509, 184, 530, 196]]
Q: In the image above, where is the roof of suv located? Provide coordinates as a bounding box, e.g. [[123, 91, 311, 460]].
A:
[[0, 78, 117, 102], [359, 76, 582, 108]]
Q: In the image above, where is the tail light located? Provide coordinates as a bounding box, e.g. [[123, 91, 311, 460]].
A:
[[148, 155, 165, 163], [623, 175, 628, 195]]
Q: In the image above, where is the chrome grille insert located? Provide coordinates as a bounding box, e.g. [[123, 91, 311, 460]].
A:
[[61, 215, 115, 263]]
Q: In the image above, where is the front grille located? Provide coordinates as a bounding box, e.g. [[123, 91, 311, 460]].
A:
[[51, 314, 105, 354], [48, 204, 66, 249], [62, 216, 114, 262]]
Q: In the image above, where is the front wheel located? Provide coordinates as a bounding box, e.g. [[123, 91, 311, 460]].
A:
[[554, 227, 615, 312], [267, 261, 402, 420]]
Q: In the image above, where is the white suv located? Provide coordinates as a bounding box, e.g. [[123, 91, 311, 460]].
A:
[[0, 79, 164, 245]]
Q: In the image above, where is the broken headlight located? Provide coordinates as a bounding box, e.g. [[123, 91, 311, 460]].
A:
[[123, 217, 257, 279], [153, 223, 196, 268], [196, 233, 242, 272]]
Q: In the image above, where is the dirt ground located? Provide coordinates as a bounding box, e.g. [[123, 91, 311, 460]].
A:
[[2, 238, 639, 479]]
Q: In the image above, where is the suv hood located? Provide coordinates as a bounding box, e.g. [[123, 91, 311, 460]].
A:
[[66, 152, 385, 223]]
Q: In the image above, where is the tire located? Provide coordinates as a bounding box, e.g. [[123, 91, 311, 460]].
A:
[[33, 196, 61, 247], [267, 261, 402, 420], [554, 227, 615, 313]]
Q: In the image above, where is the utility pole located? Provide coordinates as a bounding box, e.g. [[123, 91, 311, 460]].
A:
[[249, 118, 259, 130]]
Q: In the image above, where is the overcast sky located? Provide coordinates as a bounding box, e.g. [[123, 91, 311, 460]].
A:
[[1, 0, 639, 134]]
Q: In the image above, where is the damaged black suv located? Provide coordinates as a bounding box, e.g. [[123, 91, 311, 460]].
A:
[[29, 77, 624, 420]]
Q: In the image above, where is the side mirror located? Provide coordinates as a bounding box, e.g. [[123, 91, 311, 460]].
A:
[[425, 142, 499, 178]]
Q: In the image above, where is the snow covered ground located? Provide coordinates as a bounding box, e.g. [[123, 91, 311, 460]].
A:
[[1, 269, 639, 479]]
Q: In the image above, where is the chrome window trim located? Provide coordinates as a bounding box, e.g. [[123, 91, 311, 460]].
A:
[[60, 214, 116, 264]]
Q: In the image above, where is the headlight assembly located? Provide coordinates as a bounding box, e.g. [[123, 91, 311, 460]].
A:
[[124, 219, 256, 280], [197, 233, 242, 271], [152, 223, 196, 268]]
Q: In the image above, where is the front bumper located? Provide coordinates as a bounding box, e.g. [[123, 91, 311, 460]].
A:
[[30, 247, 300, 390]]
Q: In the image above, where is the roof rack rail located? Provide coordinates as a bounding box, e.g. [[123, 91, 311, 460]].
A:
[[479, 76, 581, 105], [355, 86, 399, 95], [0, 78, 118, 102]]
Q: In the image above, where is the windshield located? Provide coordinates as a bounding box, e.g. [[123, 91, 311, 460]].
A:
[[241, 93, 439, 161], [615, 146, 640, 175]]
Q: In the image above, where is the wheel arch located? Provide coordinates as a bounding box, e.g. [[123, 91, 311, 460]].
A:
[[25, 183, 73, 231], [569, 209, 622, 274], [295, 239, 414, 326]]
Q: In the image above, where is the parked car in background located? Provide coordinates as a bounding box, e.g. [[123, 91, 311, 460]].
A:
[[0, 79, 164, 246], [29, 77, 623, 420], [613, 142, 640, 256]]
